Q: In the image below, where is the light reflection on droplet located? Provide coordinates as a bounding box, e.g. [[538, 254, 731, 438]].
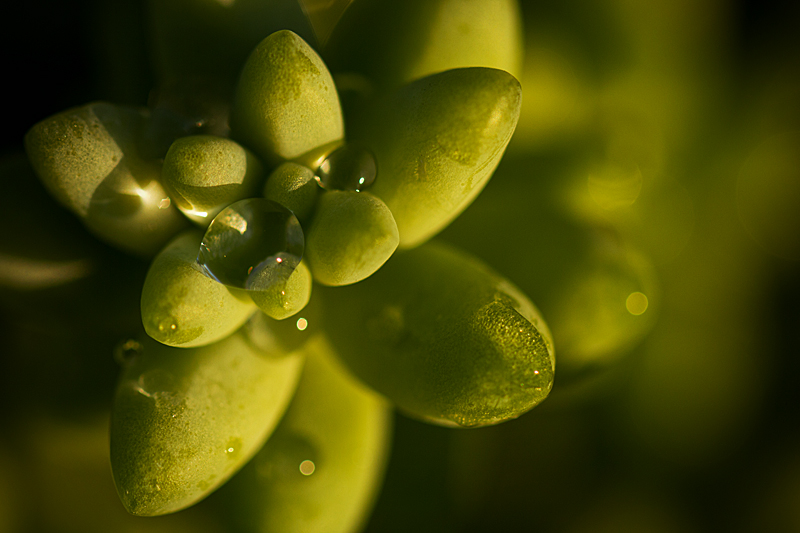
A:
[[158, 197, 171, 209], [225, 210, 249, 234], [315, 143, 377, 192], [296, 317, 308, 331], [626, 292, 649, 315], [299, 460, 315, 476]]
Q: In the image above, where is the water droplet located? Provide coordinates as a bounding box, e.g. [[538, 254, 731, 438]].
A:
[[315, 143, 377, 192], [296, 317, 308, 331], [225, 437, 242, 460], [198, 199, 304, 290], [158, 197, 171, 209], [113, 338, 143, 366]]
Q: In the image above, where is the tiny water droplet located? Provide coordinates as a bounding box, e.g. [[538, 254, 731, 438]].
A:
[[198, 199, 304, 290], [158, 197, 171, 209], [114, 338, 143, 366], [315, 143, 377, 192], [296, 317, 308, 331], [225, 437, 242, 460]]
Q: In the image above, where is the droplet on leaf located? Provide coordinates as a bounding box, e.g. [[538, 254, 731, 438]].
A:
[[315, 143, 377, 192], [198, 199, 304, 291]]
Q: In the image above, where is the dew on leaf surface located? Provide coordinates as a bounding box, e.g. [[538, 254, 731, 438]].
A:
[[315, 143, 377, 192], [198, 198, 304, 291]]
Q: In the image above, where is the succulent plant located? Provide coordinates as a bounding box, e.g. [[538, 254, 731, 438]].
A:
[[7, 0, 799, 531], [19, 0, 557, 528]]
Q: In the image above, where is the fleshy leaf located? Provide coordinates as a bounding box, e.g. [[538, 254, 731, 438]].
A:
[[262, 162, 319, 222], [162, 135, 264, 226], [440, 156, 659, 382], [141, 230, 256, 348], [250, 260, 313, 320], [353, 67, 521, 248], [110, 329, 304, 516], [24, 102, 187, 256], [319, 241, 554, 428], [305, 191, 398, 286], [231, 30, 344, 166], [210, 336, 391, 533], [324, 0, 523, 92]]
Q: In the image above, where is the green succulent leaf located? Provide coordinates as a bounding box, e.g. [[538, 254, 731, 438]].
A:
[[110, 329, 304, 516], [211, 336, 391, 533], [231, 30, 344, 166], [353, 67, 521, 248], [319, 241, 554, 428], [162, 135, 264, 226], [440, 158, 659, 382], [24, 102, 187, 256], [263, 162, 319, 222], [325, 0, 523, 92], [250, 260, 313, 320], [141, 230, 257, 347], [305, 191, 399, 286]]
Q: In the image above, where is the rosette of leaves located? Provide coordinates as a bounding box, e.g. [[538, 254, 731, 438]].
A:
[[21, 0, 554, 528]]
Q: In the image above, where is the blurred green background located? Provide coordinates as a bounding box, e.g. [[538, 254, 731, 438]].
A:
[[2, 0, 799, 531]]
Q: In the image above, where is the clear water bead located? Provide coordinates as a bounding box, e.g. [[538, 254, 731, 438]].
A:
[[198, 198, 304, 290], [315, 143, 377, 192]]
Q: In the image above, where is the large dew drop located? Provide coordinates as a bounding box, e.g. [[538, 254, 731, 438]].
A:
[[315, 143, 377, 192], [198, 199, 304, 291]]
